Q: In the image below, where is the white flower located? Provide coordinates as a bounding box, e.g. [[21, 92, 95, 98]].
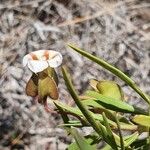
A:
[[23, 50, 62, 73]]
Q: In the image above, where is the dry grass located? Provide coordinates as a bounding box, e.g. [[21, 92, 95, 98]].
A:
[[0, 0, 150, 149]]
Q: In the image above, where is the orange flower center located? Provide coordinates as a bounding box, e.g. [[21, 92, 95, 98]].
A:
[[30, 53, 38, 60], [44, 50, 49, 60]]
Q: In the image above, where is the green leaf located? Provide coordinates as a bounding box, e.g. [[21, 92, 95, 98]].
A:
[[68, 44, 150, 104], [54, 100, 70, 131], [67, 132, 99, 150], [54, 101, 83, 117], [101, 144, 112, 150], [82, 99, 117, 121], [85, 91, 147, 115], [55, 100, 137, 131], [124, 132, 139, 147], [59, 123, 82, 127], [55, 101, 114, 128], [96, 80, 124, 101], [69, 128, 96, 150], [67, 142, 79, 150], [130, 138, 148, 149], [102, 113, 118, 150], [132, 115, 150, 127], [89, 79, 99, 91]]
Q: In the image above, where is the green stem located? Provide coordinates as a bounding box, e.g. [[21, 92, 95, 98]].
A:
[[129, 83, 150, 105], [68, 44, 150, 104], [62, 66, 124, 148], [62, 67, 103, 136], [114, 114, 125, 150]]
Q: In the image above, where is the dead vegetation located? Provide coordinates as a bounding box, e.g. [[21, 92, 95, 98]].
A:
[[0, 0, 150, 149]]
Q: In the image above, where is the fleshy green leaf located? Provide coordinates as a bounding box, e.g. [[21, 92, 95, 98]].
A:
[[67, 132, 99, 150], [54, 101, 89, 125], [54, 101, 83, 116], [85, 91, 147, 115], [67, 142, 79, 150], [82, 99, 138, 130], [55, 101, 137, 130], [69, 128, 96, 150], [132, 115, 150, 127], [96, 80, 124, 101], [101, 144, 112, 150]]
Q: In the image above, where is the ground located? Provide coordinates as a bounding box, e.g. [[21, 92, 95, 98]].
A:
[[0, 0, 150, 149]]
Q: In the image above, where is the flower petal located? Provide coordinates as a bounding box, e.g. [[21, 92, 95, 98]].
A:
[[23, 54, 32, 67], [38, 76, 58, 103], [26, 73, 38, 97], [27, 60, 48, 73], [43, 67, 59, 85], [23, 50, 62, 73], [47, 53, 63, 68], [30, 50, 56, 60]]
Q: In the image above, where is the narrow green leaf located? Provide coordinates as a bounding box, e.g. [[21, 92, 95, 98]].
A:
[[54, 101, 70, 124], [124, 132, 139, 147], [59, 123, 82, 127], [86, 91, 147, 115], [86, 90, 134, 112], [102, 113, 118, 150], [68, 44, 150, 104], [132, 115, 150, 127], [55, 100, 137, 131], [67, 142, 79, 150], [82, 99, 137, 130], [70, 128, 96, 150], [54, 101, 83, 116]]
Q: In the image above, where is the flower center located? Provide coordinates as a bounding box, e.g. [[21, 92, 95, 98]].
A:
[[44, 50, 49, 60], [30, 53, 38, 60]]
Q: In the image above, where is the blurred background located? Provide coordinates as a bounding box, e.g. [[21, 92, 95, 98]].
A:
[[0, 0, 150, 149]]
